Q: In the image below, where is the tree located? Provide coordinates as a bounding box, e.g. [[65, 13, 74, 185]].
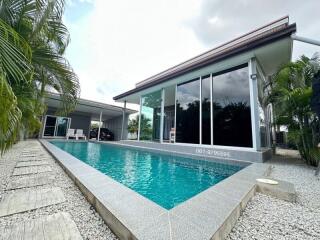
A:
[[269, 55, 320, 167], [0, 0, 80, 152]]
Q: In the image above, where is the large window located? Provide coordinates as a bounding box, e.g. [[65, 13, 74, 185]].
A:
[[201, 75, 211, 145], [139, 64, 254, 148], [140, 90, 162, 141], [43, 115, 71, 137], [212, 65, 252, 147], [163, 86, 176, 142], [176, 79, 200, 144]]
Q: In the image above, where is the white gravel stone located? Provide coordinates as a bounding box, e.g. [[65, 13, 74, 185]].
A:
[[0, 140, 117, 240], [227, 153, 320, 240]]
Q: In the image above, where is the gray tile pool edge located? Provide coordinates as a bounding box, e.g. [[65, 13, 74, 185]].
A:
[[49, 139, 251, 168], [40, 139, 271, 240]]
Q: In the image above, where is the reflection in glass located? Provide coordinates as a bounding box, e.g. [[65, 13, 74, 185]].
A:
[[201, 75, 211, 145], [44, 116, 56, 136], [212, 66, 252, 147], [176, 79, 200, 144], [56, 117, 69, 136], [163, 86, 176, 142], [257, 70, 270, 147], [140, 90, 162, 141]]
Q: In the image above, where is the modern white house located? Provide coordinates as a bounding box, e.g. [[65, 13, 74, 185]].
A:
[[113, 16, 297, 162], [41, 93, 136, 140]]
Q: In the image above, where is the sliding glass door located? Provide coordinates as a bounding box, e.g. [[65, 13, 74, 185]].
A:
[[201, 75, 211, 145], [212, 66, 252, 147], [140, 91, 162, 141], [43, 115, 71, 137], [176, 78, 200, 144], [174, 64, 253, 148]]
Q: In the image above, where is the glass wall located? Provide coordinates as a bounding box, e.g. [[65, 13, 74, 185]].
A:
[[43, 115, 71, 137], [201, 75, 211, 145], [212, 65, 252, 147], [257, 70, 271, 148], [163, 85, 176, 142], [138, 64, 257, 148], [140, 90, 162, 141], [176, 79, 200, 144]]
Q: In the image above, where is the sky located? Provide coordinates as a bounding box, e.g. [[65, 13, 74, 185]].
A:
[[63, 0, 320, 109]]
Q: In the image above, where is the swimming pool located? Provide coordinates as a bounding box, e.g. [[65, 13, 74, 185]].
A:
[[51, 141, 244, 209]]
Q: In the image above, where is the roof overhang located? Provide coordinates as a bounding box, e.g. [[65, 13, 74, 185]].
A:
[[45, 93, 136, 121], [113, 16, 296, 104]]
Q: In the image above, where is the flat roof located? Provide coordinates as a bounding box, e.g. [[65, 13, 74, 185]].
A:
[[114, 16, 296, 101], [45, 92, 136, 121]]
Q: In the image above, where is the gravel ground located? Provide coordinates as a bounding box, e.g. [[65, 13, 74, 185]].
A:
[[0, 140, 117, 240], [227, 153, 320, 240]]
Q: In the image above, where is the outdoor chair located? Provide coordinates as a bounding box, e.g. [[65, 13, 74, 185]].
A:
[[66, 129, 76, 140], [169, 128, 175, 143], [75, 129, 87, 140]]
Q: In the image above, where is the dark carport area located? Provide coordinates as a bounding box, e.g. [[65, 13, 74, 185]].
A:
[[41, 93, 136, 140]]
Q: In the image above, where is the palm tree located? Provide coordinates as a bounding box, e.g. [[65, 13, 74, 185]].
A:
[[269, 55, 320, 167], [128, 114, 152, 140], [0, 0, 80, 152]]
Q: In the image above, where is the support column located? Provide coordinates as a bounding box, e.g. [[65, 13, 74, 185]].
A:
[[121, 101, 127, 140], [199, 76, 202, 144], [138, 97, 142, 141], [249, 58, 261, 151], [160, 88, 165, 143], [97, 111, 102, 141]]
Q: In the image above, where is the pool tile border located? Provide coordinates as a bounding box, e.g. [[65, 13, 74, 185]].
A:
[[40, 140, 271, 240]]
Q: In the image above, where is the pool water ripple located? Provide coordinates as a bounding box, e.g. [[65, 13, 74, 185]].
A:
[[51, 141, 243, 209]]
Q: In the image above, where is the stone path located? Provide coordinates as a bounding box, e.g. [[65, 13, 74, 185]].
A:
[[12, 165, 52, 176], [0, 143, 83, 239], [6, 174, 54, 190], [16, 161, 49, 168], [0, 212, 83, 240], [18, 156, 46, 162], [0, 187, 65, 217]]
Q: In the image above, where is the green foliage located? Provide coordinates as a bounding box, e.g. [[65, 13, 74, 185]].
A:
[[269, 55, 320, 166], [127, 114, 152, 140], [0, 73, 21, 152], [0, 0, 80, 153]]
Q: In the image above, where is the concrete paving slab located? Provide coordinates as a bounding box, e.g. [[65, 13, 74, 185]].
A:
[[16, 161, 49, 168], [0, 212, 83, 240], [256, 178, 296, 202], [0, 187, 65, 217], [12, 165, 52, 176], [6, 175, 54, 190]]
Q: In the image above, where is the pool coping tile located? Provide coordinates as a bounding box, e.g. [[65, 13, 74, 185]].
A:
[[40, 140, 271, 240]]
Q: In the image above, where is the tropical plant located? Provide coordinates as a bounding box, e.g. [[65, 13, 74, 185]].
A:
[[0, 0, 80, 153], [269, 55, 320, 167], [128, 114, 152, 140]]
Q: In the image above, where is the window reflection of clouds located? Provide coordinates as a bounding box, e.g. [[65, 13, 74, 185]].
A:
[[177, 80, 200, 110], [212, 68, 250, 106]]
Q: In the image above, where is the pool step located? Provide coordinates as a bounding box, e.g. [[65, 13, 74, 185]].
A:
[[0, 212, 83, 240], [0, 187, 65, 217]]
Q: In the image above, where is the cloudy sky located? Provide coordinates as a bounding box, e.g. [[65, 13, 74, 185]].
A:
[[64, 0, 320, 108]]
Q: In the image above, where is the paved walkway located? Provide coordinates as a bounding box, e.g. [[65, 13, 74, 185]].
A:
[[0, 143, 83, 239], [0, 212, 82, 240]]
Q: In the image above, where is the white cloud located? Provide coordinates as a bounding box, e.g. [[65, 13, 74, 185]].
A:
[[65, 0, 204, 109], [64, 0, 320, 110]]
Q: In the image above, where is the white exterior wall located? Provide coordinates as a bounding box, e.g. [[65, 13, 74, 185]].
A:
[[104, 114, 129, 141]]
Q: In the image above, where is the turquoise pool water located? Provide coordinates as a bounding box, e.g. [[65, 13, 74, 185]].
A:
[[51, 141, 244, 209]]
